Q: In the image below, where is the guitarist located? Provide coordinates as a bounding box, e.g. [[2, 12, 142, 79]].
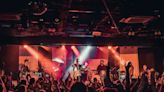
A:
[[72, 59, 82, 81]]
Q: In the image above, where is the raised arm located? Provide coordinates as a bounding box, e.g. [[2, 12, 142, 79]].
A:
[[0, 77, 7, 92]]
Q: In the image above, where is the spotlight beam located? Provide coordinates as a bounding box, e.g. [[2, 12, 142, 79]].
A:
[[63, 46, 93, 80], [71, 46, 80, 57], [78, 46, 92, 64], [109, 46, 125, 65], [24, 45, 59, 76]]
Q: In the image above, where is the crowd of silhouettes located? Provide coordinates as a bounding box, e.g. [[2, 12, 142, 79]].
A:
[[0, 61, 163, 92]]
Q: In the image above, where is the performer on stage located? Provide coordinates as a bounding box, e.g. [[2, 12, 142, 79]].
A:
[[19, 59, 30, 78], [96, 60, 107, 87], [22, 59, 30, 73], [72, 59, 82, 81], [97, 60, 107, 75]]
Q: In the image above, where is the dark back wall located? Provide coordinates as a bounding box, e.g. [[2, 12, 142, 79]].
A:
[[138, 47, 164, 73], [0, 45, 19, 75]]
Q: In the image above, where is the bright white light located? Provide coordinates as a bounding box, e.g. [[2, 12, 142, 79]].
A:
[[54, 68, 59, 72], [108, 46, 112, 49], [71, 46, 75, 49], [52, 67, 59, 72], [78, 46, 92, 64], [61, 45, 65, 49], [23, 45, 28, 48], [52, 58, 64, 63], [63, 46, 93, 80]]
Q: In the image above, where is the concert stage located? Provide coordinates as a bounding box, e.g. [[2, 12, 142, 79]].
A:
[[0, 45, 162, 80]]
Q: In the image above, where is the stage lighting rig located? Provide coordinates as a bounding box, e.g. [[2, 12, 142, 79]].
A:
[[28, 1, 48, 16], [119, 16, 159, 37]]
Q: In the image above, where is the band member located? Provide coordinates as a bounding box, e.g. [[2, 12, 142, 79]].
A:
[[97, 60, 107, 86], [22, 59, 30, 73], [73, 59, 82, 71], [19, 59, 30, 78], [97, 60, 107, 75], [72, 59, 82, 81]]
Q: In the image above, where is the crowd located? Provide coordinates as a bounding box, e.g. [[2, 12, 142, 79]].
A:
[[0, 62, 163, 92]]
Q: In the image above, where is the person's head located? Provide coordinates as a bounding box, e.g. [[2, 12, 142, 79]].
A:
[[143, 65, 147, 71], [129, 61, 132, 65], [20, 80, 26, 85], [93, 78, 97, 83], [150, 68, 155, 72], [29, 78, 35, 85], [100, 60, 104, 66], [53, 80, 58, 85], [18, 85, 25, 92], [70, 82, 87, 92], [24, 59, 29, 66], [24, 59, 28, 62], [126, 61, 132, 67], [76, 59, 79, 63]]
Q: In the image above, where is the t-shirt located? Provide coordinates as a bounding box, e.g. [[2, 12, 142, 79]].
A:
[[97, 65, 107, 74]]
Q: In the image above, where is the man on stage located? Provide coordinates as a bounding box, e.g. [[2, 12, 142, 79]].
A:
[[97, 60, 107, 75], [97, 60, 107, 86], [72, 59, 82, 81]]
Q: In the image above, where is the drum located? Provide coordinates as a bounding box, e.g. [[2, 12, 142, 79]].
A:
[[99, 70, 106, 78]]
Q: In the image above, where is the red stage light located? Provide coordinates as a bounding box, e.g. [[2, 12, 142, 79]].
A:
[[61, 45, 65, 49], [40, 46, 50, 51], [71, 46, 80, 57], [23, 45, 28, 48], [24, 45, 59, 78], [108, 46, 112, 49], [71, 46, 75, 49]]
